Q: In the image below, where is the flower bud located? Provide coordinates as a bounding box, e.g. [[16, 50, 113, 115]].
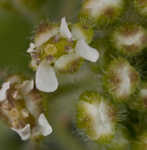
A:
[[76, 91, 116, 142], [104, 58, 140, 101], [112, 24, 147, 56]]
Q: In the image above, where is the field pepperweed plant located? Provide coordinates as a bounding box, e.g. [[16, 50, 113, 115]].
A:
[[0, 0, 147, 150]]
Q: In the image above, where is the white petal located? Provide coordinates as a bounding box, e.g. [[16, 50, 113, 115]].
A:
[[54, 53, 80, 71], [38, 113, 53, 136], [27, 43, 36, 53], [0, 82, 10, 102], [60, 17, 72, 39], [71, 25, 86, 41], [11, 124, 31, 141], [21, 80, 34, 95], [75, 40, 99, 62], [35, 60, 58, 92], [35, 27, 59, 47]]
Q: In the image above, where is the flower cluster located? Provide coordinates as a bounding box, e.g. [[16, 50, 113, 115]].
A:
[[27, 17, 99, 93], [0, 75, 52, 140]]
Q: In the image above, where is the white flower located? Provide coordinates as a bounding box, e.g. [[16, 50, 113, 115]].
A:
[[11, 113, 53, 140], [0, 82, 10, 101], [11, 124, 31, 141], [28, 17, 99, 93], [38, 113, 53, 136], [0, 76, 53, 140]]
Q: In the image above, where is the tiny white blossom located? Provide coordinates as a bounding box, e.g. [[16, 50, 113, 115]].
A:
[[38, 113, 53, 136], [28, 17, 100, 93], [60, 17, 72, 39], [11, 124, 31, 141], [75, 39, 99, 62], [0, 82, 10, 101]]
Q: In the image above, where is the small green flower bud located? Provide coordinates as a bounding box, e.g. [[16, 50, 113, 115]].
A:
[[76, 91, 116, 142], [0, 75, 52, 141], [112, 24, 147, 56], [104, 58, 140, 101]]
